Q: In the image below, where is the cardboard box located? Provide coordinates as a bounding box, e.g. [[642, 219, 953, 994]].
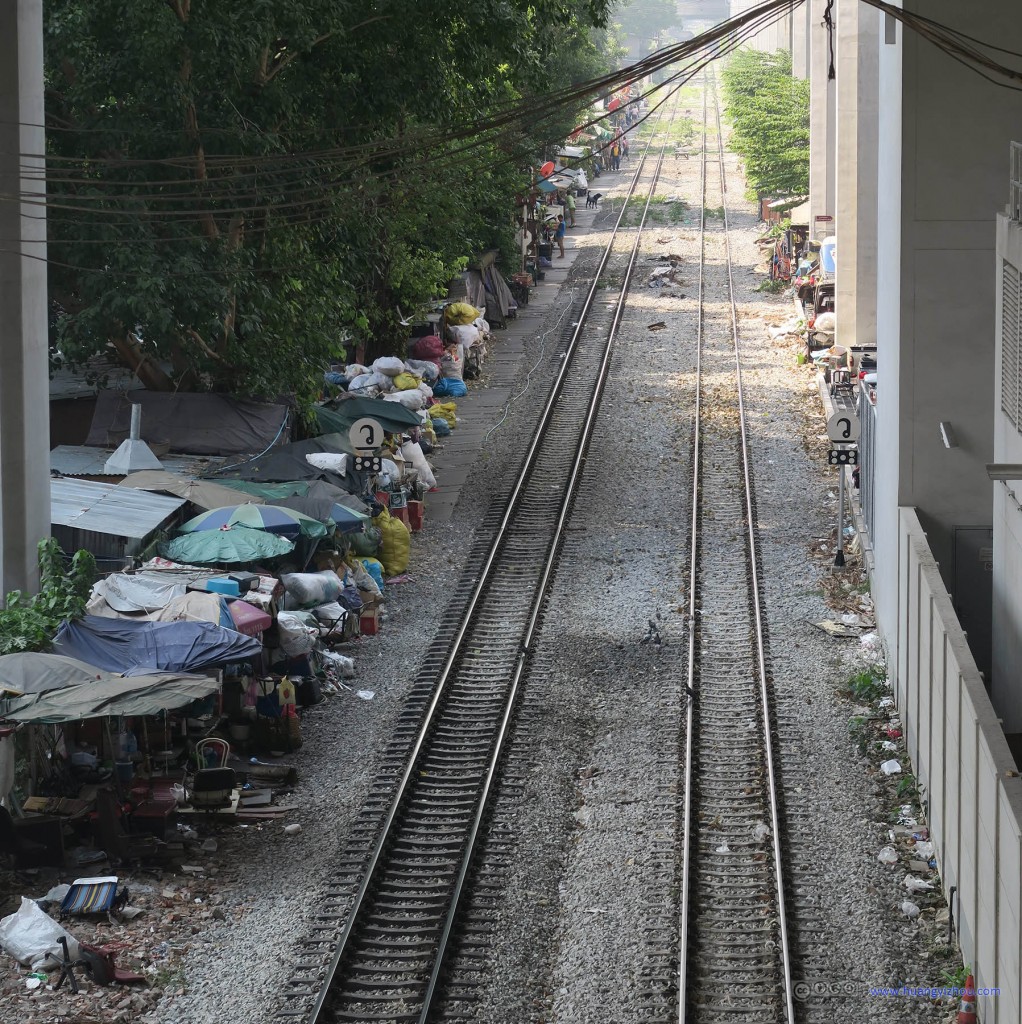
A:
[[359, 608, 380, 636]]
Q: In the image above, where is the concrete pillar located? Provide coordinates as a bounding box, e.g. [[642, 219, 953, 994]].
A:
[[792, 0, 810, 77], [0, 0, 50, 595], [808, 0, 837, 235], [835, 0, 880, 351]]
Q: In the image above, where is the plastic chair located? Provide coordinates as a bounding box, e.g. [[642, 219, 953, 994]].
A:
[[187, 739, 235, 809], [194, 737, 229, 771]]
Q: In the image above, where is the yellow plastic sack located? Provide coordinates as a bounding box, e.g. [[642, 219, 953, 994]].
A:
[[392, 371, 421, 391], [429, 401, 457, 429], [374, 506, 411, 576], [445, 302, 481, 326]]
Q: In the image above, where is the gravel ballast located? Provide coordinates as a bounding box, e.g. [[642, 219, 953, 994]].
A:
[[2, 115, 956, 1024]]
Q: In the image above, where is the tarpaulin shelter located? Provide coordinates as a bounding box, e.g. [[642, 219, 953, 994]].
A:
[[213, 436, 354, 486], [118, 471, 265, 511], [52, 616, 261, 676], [0, 653, 108, 697], [1, 670, 218, 725], [87, 391, 289, 456]]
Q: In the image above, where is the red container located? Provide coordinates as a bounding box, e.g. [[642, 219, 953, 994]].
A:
[[407, 500, 424, 532], [229, 600, 272, 638], [359, 608, 380, 636], [374, 490, 390, 508]]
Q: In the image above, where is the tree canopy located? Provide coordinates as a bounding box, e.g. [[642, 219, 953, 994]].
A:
[[44, 0, 613, 407], [720, 49, 809, 201]]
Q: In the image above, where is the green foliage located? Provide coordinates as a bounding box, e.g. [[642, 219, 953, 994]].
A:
[[720, 49, 809, 201], [0, 540, 96, 655], [44, 0, 614, 404], [754, 278, 787, 294], [848, 668, 888, 704], [941, 964, 971, 988]]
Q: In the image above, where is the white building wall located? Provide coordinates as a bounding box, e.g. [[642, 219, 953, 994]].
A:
[[835, 0, 879, 354], [792, 0, 809, 78], [992, 214, 1022, 731], [871, 4, 902, 645], [808, 0, 836, 235]]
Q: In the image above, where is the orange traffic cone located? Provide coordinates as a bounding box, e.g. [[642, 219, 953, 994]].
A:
[[957, 974, 977, 1024]]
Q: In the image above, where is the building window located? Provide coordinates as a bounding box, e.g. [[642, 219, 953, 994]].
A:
[[885, 13, 897, 44], [1003, 259, 1022, 430]]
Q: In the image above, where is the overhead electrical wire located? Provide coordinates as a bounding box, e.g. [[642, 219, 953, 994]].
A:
[[2, 0, 1017, 270]]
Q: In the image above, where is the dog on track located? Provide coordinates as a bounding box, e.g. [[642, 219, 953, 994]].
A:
[[585, 191, 603, 209]]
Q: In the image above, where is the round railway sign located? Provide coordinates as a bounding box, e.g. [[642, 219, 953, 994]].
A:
[[348, 417, 384, 453], [826, 412, 860, 443]]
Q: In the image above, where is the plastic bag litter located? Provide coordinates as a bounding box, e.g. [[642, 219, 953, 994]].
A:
[[404, 358, 440, 382], [378, 459, 401, 489], [359, 558, 385, 591], [429, 402, 457, 429], [914, 840, 935, 859], [900, 899, 920, 918], [392, 372, 421, 391], [715, 843, 730, 854], [877, 846, 899, 865], [400, 441, 437, 490], [432, 377, 467, 398], [753, 822, 770, 843], [344, 364, 369, 378], [346, 372, 376, 393], [383, 390, 424, 411], [306, 452, 349, 474], [903, 875, 934, 893], [880, 759, 902, 775], [0, 897, 81, 969], [347, 557, 381, 597], [320, 649, 356, 677], [375, 507, 411, 577], [447, 323, 480, 349], [281, 570, 343, 607], [275, 612, 318, 656], [372, 356, 406, 377], [445, 302, 481, 325], [410, 336, 444, 365]]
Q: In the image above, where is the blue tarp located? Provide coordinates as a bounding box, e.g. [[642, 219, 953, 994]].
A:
[[53, 615, 262, 676]]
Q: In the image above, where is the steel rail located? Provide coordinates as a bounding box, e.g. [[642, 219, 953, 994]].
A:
[[293, 87, 684, 1024], [676, 73, 797, 1023], [676, 75, 707, 1022], [712, 83, 797, 1024]]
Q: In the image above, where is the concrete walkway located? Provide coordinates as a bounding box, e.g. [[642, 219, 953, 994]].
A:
[[425, 193, 607, 523]]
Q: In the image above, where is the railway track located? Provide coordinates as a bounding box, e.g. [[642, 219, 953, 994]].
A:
[[676, 80, 797, 1022], [275, 85, 687, 1024]]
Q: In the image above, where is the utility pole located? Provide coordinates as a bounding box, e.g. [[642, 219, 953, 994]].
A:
[[0, 0, 50, 595]]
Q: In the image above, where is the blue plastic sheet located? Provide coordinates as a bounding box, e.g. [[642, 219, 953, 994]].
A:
[[53, 615, 261, 676]]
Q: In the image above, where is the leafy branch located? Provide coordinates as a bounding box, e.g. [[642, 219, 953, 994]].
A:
[[0, 540, 96, 656]]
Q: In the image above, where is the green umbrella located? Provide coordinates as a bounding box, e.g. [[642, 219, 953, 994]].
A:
[[159, 525, 295, 565], [176, 503, 329, 541], [315, 396, 422, 438]]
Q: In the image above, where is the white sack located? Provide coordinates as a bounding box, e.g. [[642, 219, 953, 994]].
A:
[[399, 441, 437, 490], [372, 356, 405, 377], [0, 898, 81, 970], [306, 452, 348, 474], [383, 390, 424, 411]]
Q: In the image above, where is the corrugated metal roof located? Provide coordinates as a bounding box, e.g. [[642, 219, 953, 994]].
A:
[[51, 445, 225, 478], [51, 479, 186, 539]]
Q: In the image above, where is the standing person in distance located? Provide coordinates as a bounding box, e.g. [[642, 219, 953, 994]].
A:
[[566, 188, 576, 228], [554, 215, 566, 257]]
